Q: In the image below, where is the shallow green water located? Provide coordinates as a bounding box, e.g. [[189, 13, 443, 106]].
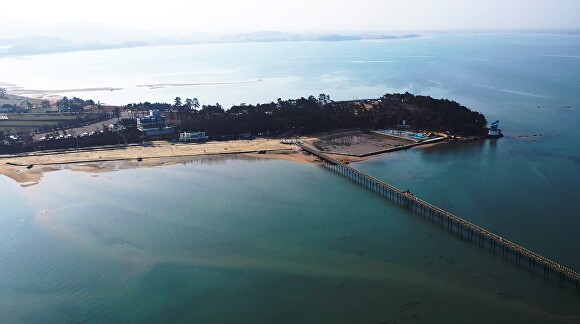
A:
[[0, 158, 578, 323]]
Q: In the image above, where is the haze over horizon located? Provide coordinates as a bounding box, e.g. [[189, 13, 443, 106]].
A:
[[3, 0, 580, 37]]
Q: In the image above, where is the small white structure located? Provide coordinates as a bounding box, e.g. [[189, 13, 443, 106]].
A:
[[397, 119, 410, 129], [179, 131, 208, 142]]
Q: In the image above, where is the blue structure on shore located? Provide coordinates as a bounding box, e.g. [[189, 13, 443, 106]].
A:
[[488, 120, 503, 138], [379, 129, 427, 141]]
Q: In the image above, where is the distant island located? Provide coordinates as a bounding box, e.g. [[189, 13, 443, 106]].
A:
[[2, 22, 579, 58], [0, 31, 419, 58]]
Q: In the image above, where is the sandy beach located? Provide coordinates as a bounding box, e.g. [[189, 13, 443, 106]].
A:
[[1, 95, 384, 185], [0, 130, 446, 186], [0, 138, 325, 186]]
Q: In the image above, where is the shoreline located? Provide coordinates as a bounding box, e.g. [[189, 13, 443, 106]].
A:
[[4, 81, 262, 100], [0, 132, 448, 186], [0, 139, 302, 186], [0, 139, 331, 186]]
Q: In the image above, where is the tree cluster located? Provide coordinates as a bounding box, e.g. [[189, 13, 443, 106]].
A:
[[126, 102, 172, 112], [56, 96, 97, 113], [169, 93, 487, 138]]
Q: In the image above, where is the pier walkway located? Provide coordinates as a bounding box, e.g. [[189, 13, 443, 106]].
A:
[[297, 142, 580, 294]]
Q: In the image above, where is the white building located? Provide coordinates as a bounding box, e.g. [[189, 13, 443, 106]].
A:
[[179, 131, 208, 142]]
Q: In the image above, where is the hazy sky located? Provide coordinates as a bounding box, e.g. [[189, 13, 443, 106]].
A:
[[5, 0, 580, 33]]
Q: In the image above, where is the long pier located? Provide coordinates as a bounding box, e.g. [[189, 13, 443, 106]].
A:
[[297, 142, 580, 294]]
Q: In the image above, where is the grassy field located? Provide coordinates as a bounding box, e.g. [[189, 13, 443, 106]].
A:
[[0, 113, 110, 134], [0, 94, 44, 107], [1, 93, 114, 133], [3, 114, 82, 121], [0, 121, 60, 126]]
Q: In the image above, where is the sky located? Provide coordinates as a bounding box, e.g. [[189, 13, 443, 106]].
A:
[[4, 0, 580, 34]]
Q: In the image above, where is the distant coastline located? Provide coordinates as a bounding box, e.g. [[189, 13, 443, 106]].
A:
[[3, 28, 580, 59], [0, 33, 419, 58]]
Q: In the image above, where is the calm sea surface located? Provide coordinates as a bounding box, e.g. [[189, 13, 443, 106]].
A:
[[1, 34, 579, 322]]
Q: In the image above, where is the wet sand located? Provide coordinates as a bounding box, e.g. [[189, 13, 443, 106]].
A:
[[137, 79, 263, 89], [312, 129, 415, 156], [2, 80, 262, 99], [0, 131, 445, 186], [6, 86, 124, 99], [0, 139, 299, 186]]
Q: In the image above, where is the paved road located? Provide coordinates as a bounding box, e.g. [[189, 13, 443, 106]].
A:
[[34, 112, 130, 140]]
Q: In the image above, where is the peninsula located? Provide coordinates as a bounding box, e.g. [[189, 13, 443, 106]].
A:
[[0, 92, 489, 185]]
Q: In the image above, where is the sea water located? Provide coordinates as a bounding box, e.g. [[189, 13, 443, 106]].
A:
[[0, 159, 578, 323], [0, 33, 579, 322], [1, 33, 578, 110]]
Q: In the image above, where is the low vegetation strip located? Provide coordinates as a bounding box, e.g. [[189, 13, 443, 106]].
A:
[[0, 121, 60, 126], [3, 114, 89, 121]]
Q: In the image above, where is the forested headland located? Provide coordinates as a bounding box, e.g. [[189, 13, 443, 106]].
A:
[[134, 92, 488, 138], [1, 92, 488, 153]]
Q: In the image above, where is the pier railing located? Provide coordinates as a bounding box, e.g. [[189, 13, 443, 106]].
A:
[[297, 142, 580, 294]]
